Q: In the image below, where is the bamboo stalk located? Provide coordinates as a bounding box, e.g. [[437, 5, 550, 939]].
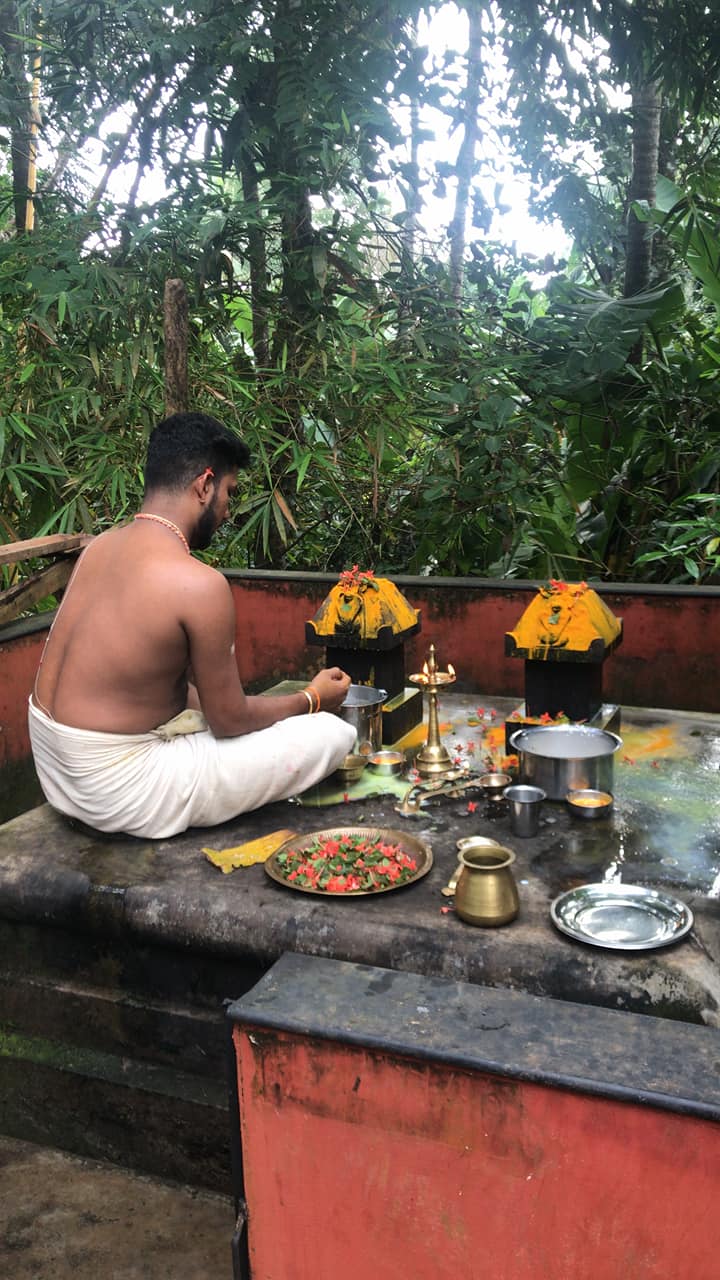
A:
[[23, 40, 42, 232]]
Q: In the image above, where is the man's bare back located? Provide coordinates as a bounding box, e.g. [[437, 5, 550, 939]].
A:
[[35, 522, 217, 732], [36, 468, 350, 736]]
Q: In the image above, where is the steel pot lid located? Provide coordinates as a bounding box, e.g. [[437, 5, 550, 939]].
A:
[[509, 724, 622, 759]]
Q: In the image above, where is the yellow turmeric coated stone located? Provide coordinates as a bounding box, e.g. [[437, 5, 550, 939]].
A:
[[507, 581, 621, 658], [202, 829, 296, 873], [309, 570, 419, 645]]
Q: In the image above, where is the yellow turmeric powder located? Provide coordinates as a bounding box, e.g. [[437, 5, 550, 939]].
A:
[[309, 574, 419, 644], [507, 582, 621, 659]]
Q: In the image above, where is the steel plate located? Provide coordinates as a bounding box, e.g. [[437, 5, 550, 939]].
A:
[[265, 826, 433, 897], [550, 882, 693, 951]]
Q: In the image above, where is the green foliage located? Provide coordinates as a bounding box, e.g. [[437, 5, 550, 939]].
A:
[[0, 0, 719, 596], [634, 495, 720, 583]]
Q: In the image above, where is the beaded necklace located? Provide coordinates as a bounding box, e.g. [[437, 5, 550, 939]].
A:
[[134, 513, 190, 555]]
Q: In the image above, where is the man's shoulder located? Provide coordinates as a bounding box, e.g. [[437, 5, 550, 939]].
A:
[[187, 557, 228, 583], [182, 558, 233, 601]]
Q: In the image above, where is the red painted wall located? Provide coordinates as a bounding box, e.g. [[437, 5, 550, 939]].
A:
[[0, 628, 45, 769], [234, 1026, 719, 1280], [2, 577, 719, 770], [228, 574, 720, 714]]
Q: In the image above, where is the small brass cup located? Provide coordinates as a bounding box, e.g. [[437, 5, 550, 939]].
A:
[[454, 845, 519, 927], [335, 753, 368, 786], [478, 772, 512, 802]]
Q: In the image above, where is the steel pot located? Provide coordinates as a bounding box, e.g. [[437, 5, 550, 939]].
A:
[[509, 724, 622, 800], [336, 685, 387, 753]]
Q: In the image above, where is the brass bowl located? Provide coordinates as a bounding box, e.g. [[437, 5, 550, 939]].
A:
[[335, 753, 368, 786], [566, 788, 614, 820], [456, 836, 504, 853], [478, 772, 512, 800], [367, 750, 405, 776]]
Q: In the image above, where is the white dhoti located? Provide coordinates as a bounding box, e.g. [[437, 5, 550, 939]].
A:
[[28, 698, 356, 839]]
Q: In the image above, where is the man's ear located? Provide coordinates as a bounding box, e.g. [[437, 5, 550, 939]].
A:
[[192, 467, 215, 501]]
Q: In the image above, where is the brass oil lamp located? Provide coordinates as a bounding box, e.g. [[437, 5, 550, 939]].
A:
[[409, 644, 456, 777]]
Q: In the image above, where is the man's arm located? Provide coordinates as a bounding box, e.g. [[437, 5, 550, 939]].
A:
[[184, 567, 350, 737]]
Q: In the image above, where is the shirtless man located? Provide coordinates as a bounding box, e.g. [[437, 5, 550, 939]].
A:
[[29, 412, 356, 838]]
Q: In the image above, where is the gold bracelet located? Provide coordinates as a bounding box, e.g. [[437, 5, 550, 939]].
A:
[[303, 685, 320, 714], [300, 689, 314, 714]]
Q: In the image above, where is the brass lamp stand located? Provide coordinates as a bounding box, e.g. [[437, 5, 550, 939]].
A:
[[409, 644, 456, 777]]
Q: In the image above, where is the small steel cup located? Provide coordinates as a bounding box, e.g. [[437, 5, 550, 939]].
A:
[[504, 784, 546, 837]]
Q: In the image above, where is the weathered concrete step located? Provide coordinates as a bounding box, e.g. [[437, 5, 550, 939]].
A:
[[0, 1027, 232, 1191], [0, 971, 225, 1079]]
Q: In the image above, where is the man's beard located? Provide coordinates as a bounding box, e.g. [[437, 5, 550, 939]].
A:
[[190, 496, 219, 551]]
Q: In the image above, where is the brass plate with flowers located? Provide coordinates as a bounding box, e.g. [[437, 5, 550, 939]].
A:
[[264, 826, 433, 897]]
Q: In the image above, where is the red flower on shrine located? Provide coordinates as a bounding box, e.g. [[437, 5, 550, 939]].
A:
[[338, 565, 376, 590]]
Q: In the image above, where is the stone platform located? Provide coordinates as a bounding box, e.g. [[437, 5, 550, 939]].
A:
[[1, 694, 719, 1192]]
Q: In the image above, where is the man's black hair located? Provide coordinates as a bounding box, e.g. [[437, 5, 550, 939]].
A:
[[144, 412, 251, 494]]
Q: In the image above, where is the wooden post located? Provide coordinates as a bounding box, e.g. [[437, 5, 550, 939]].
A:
[[163, 278, 188, 415]]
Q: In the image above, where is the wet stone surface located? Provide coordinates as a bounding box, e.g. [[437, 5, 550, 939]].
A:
[[1, 696, 719, 1028]]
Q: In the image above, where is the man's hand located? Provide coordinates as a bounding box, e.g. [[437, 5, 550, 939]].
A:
[[309, 666, 352, 712]]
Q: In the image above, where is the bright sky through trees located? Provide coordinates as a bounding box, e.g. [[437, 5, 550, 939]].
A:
[[413, 4, 570, 258], [56, 2, 570, 261]]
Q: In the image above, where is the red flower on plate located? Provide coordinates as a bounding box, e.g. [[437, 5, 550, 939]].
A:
[[325, 875, 348, 892]]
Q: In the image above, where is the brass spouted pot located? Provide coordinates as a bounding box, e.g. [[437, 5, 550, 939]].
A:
[[455, 845, 519, 927]]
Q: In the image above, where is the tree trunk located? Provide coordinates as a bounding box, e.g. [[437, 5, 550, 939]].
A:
[[397, 23, 423, 342], [163, 278, 188, 416], [240, 161, 270, 369], [449, 4, 484, 305], [624, 79, 662, 298], [0, 1, 33, 234]]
